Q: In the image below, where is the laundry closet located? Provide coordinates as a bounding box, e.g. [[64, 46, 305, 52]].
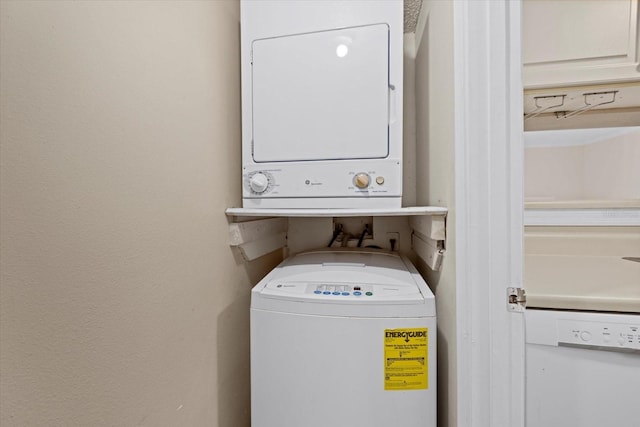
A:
[[229, 1, 640, 426], [4, 1, 638, 426]]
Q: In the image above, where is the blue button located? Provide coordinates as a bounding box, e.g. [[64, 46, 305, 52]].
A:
[[332, 292, 340, 295], [313, 290, 322, 294], [353, 291, 362, 296], [342, 292, 350, 296], [323, 291, 331, 295]]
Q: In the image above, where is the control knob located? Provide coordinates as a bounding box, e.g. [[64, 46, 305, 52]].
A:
[[249, 173, 270, 194], [354, 173, 370, 189]]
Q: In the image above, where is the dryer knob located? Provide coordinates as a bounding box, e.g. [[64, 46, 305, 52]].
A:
[[354, 173, 370, 189], [249, 173, 269, 193]]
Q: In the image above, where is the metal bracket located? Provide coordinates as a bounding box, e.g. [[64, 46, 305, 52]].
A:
[[560, 90, 618, 119], [524, 94, 566, 120], [507, 287, 526, 312]]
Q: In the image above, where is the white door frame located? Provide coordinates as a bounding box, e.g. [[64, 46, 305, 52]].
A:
[[453, 1, 525, 426]]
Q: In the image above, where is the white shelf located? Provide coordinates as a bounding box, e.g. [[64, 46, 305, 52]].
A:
[[225, 206, 448, 218], [226, 206, 448, 268]]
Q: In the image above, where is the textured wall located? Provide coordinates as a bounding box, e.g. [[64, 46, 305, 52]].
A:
[[404, 0, 423, 33], [0, 1, 280, 426]]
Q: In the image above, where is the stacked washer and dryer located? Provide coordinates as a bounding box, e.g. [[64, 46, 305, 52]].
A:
[[239, 2, 437, 427]]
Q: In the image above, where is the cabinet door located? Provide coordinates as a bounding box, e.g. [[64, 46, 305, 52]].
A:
[[251, 24, 389, 163], [523, 0, 640, 88]]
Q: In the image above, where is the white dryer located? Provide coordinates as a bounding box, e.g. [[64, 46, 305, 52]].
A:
[[250, 249, 436, 427], [241, 1, 404, 209]]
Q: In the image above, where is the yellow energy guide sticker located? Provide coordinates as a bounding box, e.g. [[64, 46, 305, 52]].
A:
[[384, 328, 428, 391]]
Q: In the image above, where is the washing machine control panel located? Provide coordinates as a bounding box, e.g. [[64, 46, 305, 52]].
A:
[[557, 319, 640, 351], [311, 283, 374, 297], [260, 281, 423, 302]]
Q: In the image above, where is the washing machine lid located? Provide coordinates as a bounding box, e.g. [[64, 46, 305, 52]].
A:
[[271, 250, 417, 287], [251, 249, 436, 318]]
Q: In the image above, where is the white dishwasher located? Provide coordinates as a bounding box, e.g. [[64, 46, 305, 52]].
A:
[[526, 309, 640, 427], [250, 249, 436, 427]]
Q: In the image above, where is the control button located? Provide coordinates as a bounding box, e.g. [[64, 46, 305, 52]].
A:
[[313, 290, 322, 294], [376, 176, 385, 185], [354, 173, 370, 189], [353, 291, 362, 296], [580, 331, 592, 342], [618, 335, 626, 346], [249, 173, 269, 194], [332, 292, 340, 295], [365, 292, 373, 296], [323, 291, 331, 295], [342, 292, 350, 296]]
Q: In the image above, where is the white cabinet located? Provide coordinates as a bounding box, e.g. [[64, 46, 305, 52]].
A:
[[523, 0, 640, 89]]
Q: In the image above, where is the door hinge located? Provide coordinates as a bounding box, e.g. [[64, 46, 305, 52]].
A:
[[507, 287, 526, 312]]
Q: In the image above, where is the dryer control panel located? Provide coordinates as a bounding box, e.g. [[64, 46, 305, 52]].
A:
[[242, 162, 400, 200]]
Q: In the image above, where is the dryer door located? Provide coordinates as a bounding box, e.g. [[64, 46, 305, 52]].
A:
[[251, 24, 390, 163]]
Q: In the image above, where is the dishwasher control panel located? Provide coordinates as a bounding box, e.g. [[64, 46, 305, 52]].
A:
[[557, 319, 640, 350]]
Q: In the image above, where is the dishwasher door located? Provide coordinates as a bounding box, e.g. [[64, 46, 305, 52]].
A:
[[526, 309, 640, 427]]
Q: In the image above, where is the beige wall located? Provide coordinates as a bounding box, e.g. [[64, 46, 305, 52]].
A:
[[0, 1, 280, 426], [414, 2, 457, 426]]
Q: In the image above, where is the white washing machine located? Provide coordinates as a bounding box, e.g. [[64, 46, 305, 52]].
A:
[[250, 249, 436, 427]]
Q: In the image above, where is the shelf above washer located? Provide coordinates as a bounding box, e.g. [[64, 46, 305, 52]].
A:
[[225, 206, 448, 218]]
